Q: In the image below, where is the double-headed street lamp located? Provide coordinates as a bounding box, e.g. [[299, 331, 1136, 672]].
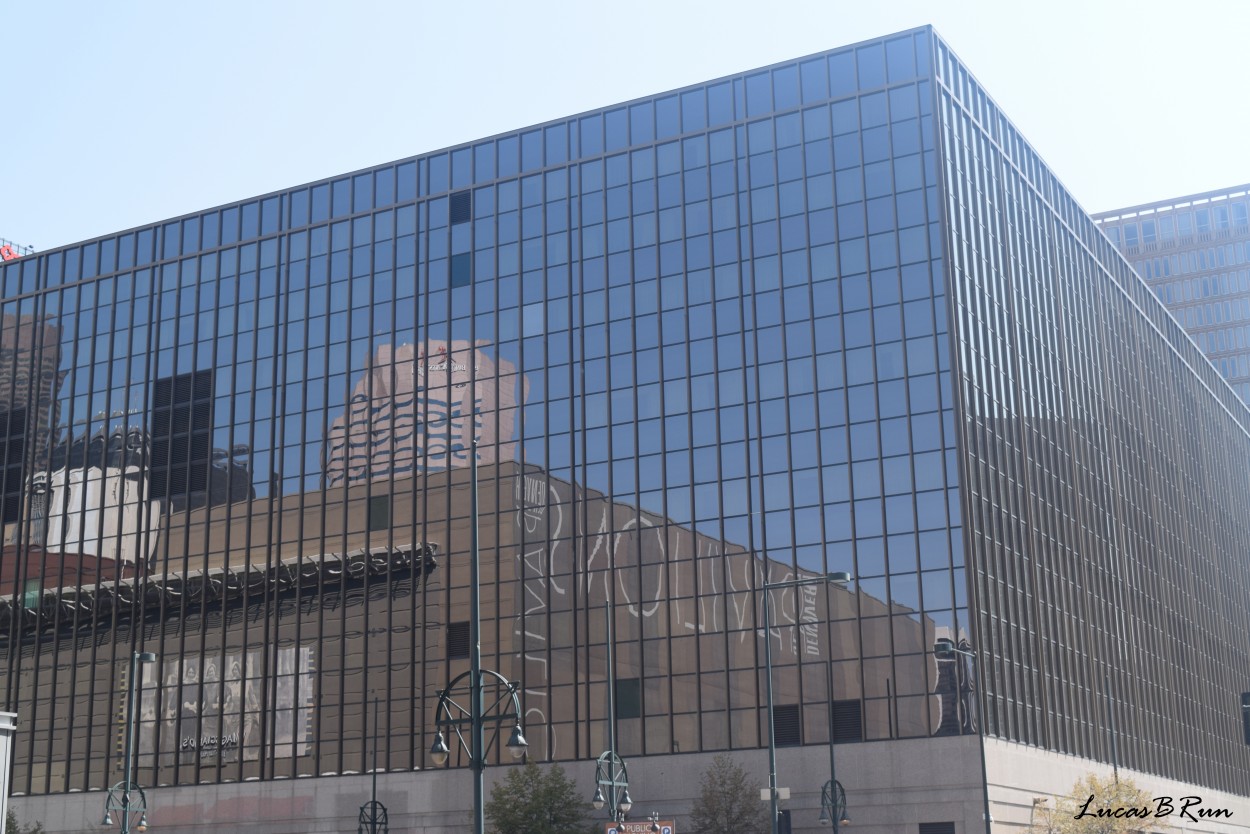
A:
[[819, 779, 848, 828], [428, 444, 529, 834], [590, 602, 633, 822], [591, 752, 632, 821], [818, 650, 850, 830], [358, 696, 388, 834], [934, 638, 990, 834], [761, 571, 851, 834], [103, 650, 158, 834]]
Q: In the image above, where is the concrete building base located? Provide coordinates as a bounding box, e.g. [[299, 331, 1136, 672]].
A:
[[7, 737, 1248, 834]]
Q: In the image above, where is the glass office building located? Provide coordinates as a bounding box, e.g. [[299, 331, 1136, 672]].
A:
[[2, 25, 1249, 833], [1095, 185, 1250, 406]]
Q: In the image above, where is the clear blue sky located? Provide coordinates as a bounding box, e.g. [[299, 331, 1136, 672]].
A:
[[3, 0, 1248, 252]]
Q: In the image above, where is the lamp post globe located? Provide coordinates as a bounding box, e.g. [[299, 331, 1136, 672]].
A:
[[506, 724, 528, 758], [428, 732, 450, 766]]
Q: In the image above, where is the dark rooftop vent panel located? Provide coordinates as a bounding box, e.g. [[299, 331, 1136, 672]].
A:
[[450, 191, 472, 225], [773, 703, 801, 747]]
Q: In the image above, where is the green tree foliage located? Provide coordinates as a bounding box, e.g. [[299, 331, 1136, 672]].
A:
[[1030, 773, 1157, 834], [687, 753, 770, 834], [485, 761, 594, 834], [5, 809, 45, 834]]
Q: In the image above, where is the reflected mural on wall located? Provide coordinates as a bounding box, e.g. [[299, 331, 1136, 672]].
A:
[[136, 646, 316, 768]]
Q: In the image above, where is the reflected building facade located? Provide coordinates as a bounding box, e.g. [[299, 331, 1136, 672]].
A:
[[2, 26, 1250, 834], [1094, 184, 1250, 405]]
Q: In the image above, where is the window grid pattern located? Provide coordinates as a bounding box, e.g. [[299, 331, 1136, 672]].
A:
[[933, 32, 1250, 795], [0, 27, 1245, 803]]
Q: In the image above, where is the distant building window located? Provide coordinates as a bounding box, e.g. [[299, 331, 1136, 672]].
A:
[[451, 253, 472, 287], [1241, 692, 1250, 745], [450, 191, 472, 225], [919, 823, 955, 834], [447, 621, 471, 659], [368, 495, 391, 531], [1196, 208, 1211, 233], [616, 678, 641, 720], [773, 703, 801, 747], [1123, 224, 1139, 248]]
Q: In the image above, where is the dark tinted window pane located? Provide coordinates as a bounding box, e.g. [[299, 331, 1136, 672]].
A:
[[368, 495, 391, 531], [451, 253, 472, 287], [616, 678, 642, 720]]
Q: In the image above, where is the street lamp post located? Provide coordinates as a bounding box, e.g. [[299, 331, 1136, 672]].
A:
[[103, 650, 158, 834], [761, 572, 851, 834], [818, 657, 849, 829], [428, 443, 528, 834], [591, 751, 632, 822], [591, 602, 633, 822], [358, 695, 388, 834], [818, 780, 848, 828], [934, 638, 991, 834]]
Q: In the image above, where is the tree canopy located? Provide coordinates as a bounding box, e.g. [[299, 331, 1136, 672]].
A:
[[485, 761, 595, 834], [1030, 773, 1156, 834], [5, 809, 44, 834], [687, 753, 770, 834]]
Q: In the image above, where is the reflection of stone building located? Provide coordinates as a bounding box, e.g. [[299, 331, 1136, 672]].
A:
[[323, 341, 528, 487], [0, 314, 62, 536], [509, 464, 945, 762], [43, 427, 159, 566], [5, 26, 1250, 834], [2, 461, 940, 793]]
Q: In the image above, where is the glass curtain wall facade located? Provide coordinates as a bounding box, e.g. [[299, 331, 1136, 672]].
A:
[[934, 42, 1250, 794], [1094, 185, 1250, 405], [0, 25, 1248, 805]]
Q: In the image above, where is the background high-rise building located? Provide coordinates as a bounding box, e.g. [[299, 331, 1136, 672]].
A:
[[1094, 184, 1250, 404], [1, 26, 1249, 834]]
